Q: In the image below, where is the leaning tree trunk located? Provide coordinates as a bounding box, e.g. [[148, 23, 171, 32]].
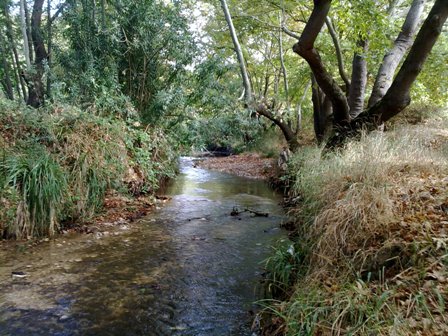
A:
[[292, 0, 350, 127], [26, 0, 48, 108], [220, 0, 252, 102], [368, 0, 426, 107]]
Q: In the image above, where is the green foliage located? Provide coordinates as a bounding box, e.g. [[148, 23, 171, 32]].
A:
[[53, 0, 196, 124], [0, 145, 66, 238], [264, 239, 304, 298], [0, 100, 178, 238]]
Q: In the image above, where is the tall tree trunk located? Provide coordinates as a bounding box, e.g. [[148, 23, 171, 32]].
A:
[[292, 0, 350, 126], [0, 34, 14, 100], [279, 12, 290, 112], [20, 0, 32, 69], [220, 0, 252, 102], [27, 0, 48, 108], [328, 0, 448, 147], [368, 0, 426, 107], [348, 39, 368, 118], [46, 0, 52, 99], [25, 1, 34, 64], [3, 2, 27, 100], [312, 75, 332, 144]]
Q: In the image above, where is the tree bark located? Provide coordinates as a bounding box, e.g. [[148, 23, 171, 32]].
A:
[[325, 17, 350, 91], [25, 1, 34, 64], [20, 0, 32, 69], [46, 0, 52, 99], [256, 103, 299, 151], [0, 34, 14, 100], [312, 75, 332, 144], [2, 3, 28, 100], [368, 0, 426, 107], [348, 39, 368, 118], [279, 12, 290, 112], [328, 0, 448, 147], [293, 0, 350, 126], [220, 0, 252, 102], [26, 0, 48, 108]]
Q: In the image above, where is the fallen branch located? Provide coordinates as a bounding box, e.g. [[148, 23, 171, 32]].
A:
[[230, 206, 269, 217]]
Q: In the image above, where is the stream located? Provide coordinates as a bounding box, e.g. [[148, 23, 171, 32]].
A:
[[0, 157, 286, 335]]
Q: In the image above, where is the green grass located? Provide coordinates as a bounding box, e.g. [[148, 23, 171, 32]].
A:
[[0, 100, 179, 238]]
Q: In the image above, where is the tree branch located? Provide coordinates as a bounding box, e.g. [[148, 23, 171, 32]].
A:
[[50, 2, 69, 24], [368, 0, 426, 107], [293, 0, 350, 125], [325, 17, 350, 91]]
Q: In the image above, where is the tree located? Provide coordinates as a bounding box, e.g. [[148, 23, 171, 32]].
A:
[[293, 0, 448, 146], [25, 0, 48, 107], [218, 0, 303, 150]]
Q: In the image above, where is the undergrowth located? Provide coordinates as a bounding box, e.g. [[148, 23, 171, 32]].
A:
[[261, 112, 448, 335], [0, 99, 177, 239]]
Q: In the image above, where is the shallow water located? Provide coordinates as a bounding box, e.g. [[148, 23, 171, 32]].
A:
[[0, 157, 286, 335]]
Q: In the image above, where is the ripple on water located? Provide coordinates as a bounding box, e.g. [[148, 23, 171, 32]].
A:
[[0, 157, 286, 335]]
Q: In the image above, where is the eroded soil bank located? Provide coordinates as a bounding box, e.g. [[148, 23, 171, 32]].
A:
[[196, 153, 277, 180]]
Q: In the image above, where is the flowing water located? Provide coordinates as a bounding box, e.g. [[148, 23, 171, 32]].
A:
[[0, 158, 286, 335]]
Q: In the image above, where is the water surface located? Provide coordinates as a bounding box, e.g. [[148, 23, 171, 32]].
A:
[[0, 157, 286, 335]]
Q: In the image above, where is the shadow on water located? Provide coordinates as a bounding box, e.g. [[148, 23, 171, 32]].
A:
[[0, 157, 286, 336]]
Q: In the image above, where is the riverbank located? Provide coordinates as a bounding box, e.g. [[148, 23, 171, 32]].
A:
[[260, 114, 448, 335], [196, 153, 277, 180], [0, 99, 177, 240]]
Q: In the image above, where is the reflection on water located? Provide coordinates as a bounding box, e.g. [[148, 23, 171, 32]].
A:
[[0, 157, 286, 335]]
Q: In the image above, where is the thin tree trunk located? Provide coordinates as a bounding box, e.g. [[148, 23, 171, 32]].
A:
[[256, 103, 299, 151], [368, 0, 426, 107], [46, 0, 52, 99], [220, 0, 252, 102], [325, 17, 350, 91], [348, 39, 368, 118], [279, 12, 290, 111], [27, 0, 48, 108], [20, 0, 32, 69], [3, 3, 27, 100], [25, 1, 34, 64], [0, 34, 14, 100]]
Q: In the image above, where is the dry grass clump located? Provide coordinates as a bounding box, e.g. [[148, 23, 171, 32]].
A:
[[265, 113, 448, 335]]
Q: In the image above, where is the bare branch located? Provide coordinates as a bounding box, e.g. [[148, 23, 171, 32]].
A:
[[325, 17, 350, 90]]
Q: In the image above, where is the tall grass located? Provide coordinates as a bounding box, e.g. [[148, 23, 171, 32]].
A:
[[0, 146, 66, 238], [262, 115, 448, 335], [0, 100, 179, 238]]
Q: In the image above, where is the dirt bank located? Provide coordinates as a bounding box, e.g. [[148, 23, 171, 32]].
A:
[[196, 153, 277, 180]]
